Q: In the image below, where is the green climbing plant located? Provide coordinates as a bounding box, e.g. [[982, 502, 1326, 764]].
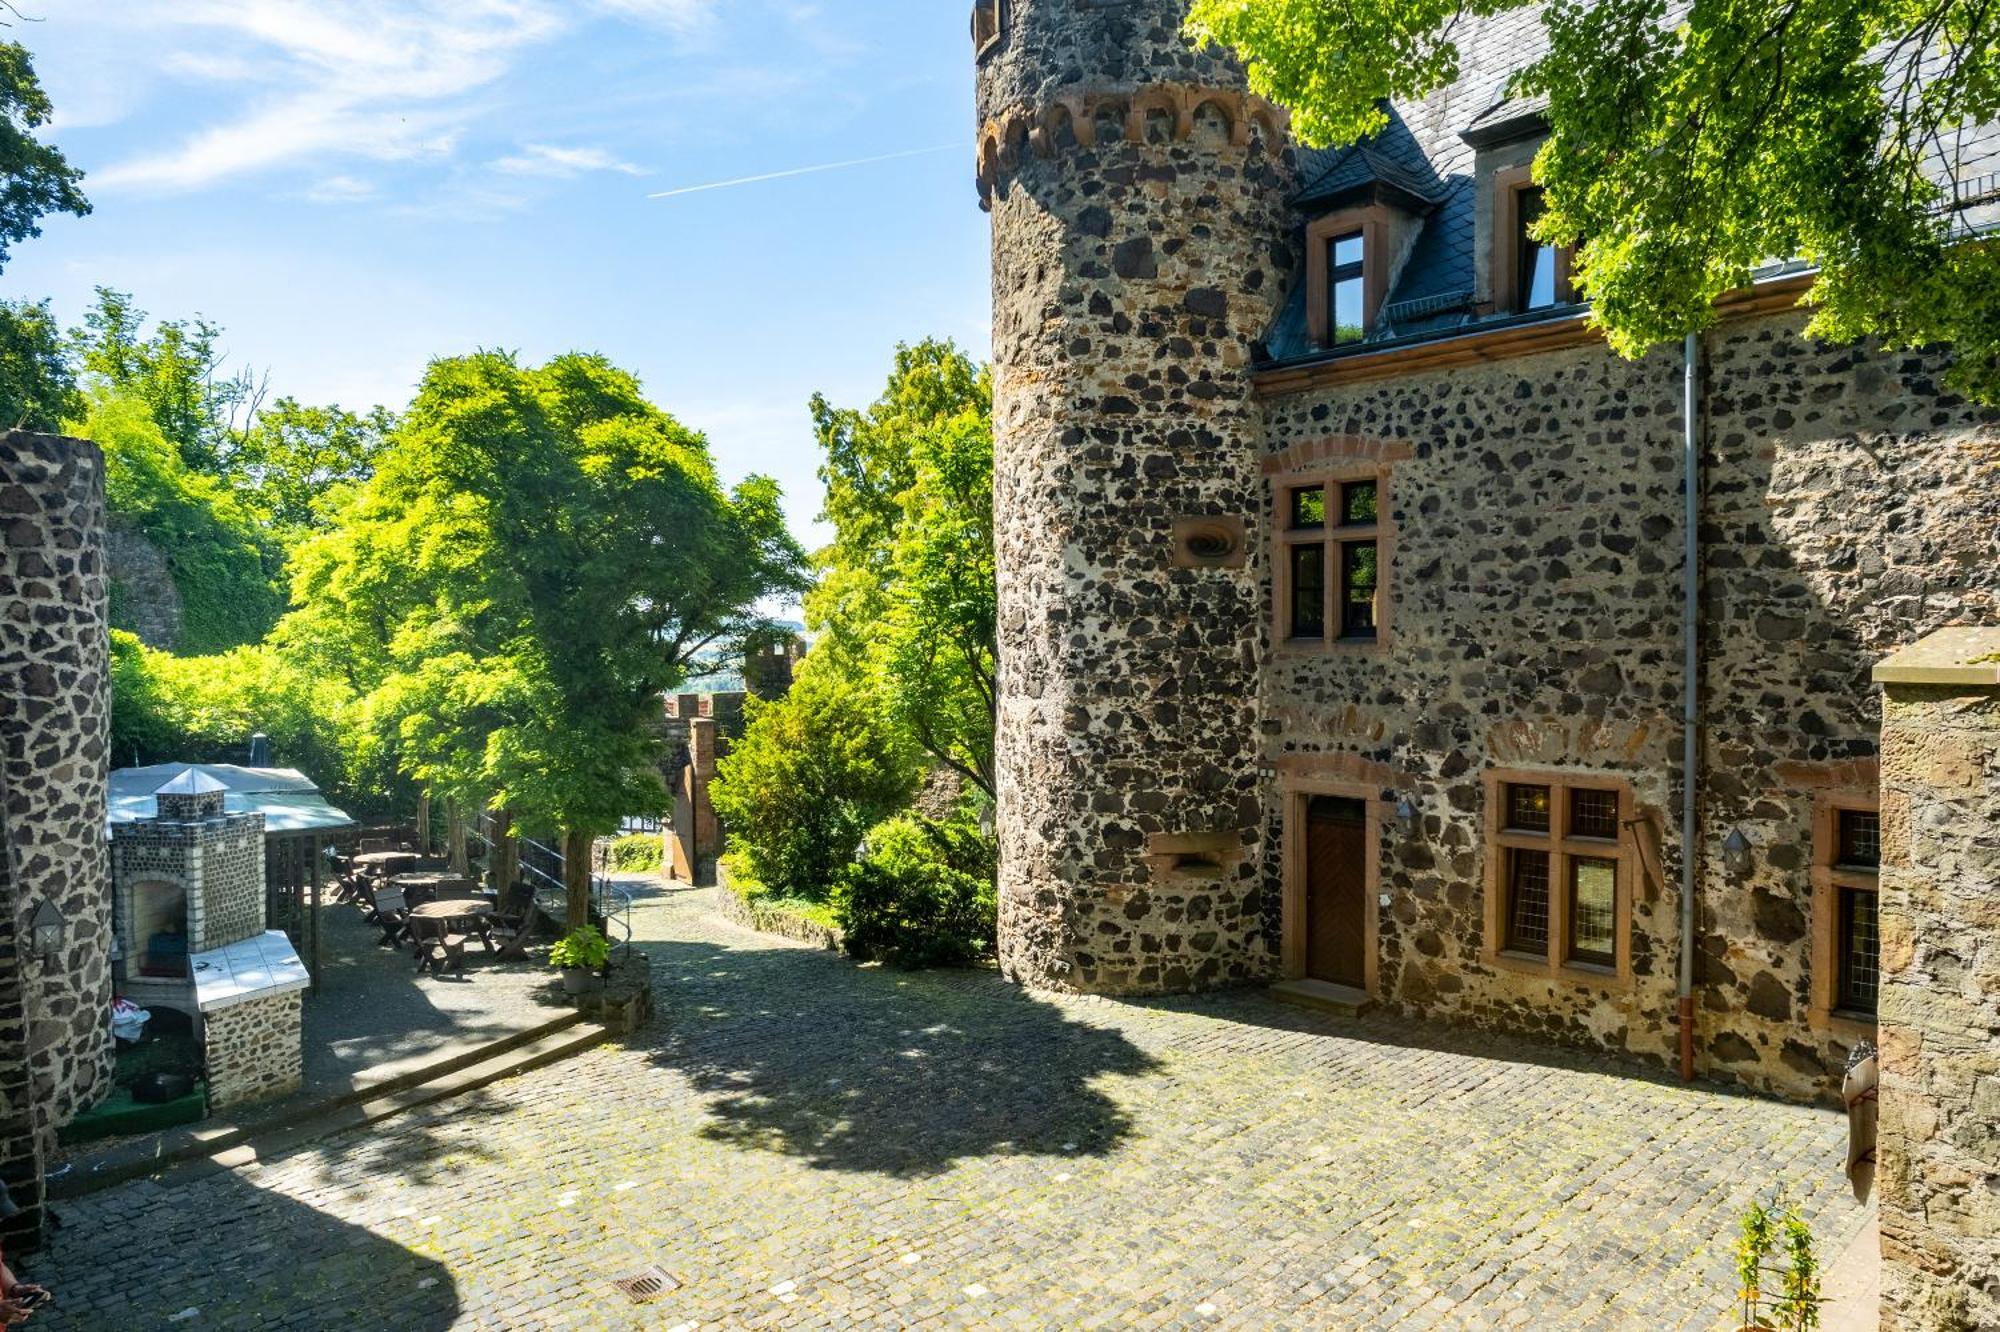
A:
[[1735, 1196, 1822, 1331]]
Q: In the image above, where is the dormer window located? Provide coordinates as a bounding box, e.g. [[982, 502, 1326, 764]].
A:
[[1492, 167, 1574, 312], [1306, 209, 1390, 347], [1326, 231, 1366, 344]]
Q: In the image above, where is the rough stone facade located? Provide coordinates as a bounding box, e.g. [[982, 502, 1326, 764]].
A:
[[0, 432, 116, 1165], [980, 0, 1296, 994], [104, 514, 182, 650], [1874, 634, 2000, 1332], [977, 6, 2000, 1103], [202, 988, 304, 1111], [1254, 321, 2000, 1100]]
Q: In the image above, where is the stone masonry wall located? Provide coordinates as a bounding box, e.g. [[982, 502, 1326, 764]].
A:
[[981, 0, 1297, 993], [1256, 316, 2000, 1100], [0, 762, 46, 1251], [1875, 647, 2000, 1332], [0, 431, 116, 1141], [203, 989, 304, 1111], [104, 514, 182, 650]]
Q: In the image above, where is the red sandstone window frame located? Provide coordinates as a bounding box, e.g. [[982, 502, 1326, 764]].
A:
[[1271, 460, 1393, 655], [1481, 768, 1635, 987], [1809, 792, 1881, 1033], [1306, 206, 1392, 347], [1491, 165, 1575, 314]]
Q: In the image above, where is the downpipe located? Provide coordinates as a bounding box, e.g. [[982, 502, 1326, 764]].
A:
[[1679, 331, 1702, 1083]]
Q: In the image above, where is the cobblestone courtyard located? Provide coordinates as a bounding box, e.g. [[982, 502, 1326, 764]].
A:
[[22, 883, 1865, 1330]]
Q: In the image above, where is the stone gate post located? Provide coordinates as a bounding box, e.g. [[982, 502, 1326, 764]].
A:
[[1873, 627, 2000, 1331]]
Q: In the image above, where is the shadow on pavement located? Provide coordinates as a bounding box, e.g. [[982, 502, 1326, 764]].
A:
[[21, 1171, 460, 1331], [633, 936, 1160, 1177]]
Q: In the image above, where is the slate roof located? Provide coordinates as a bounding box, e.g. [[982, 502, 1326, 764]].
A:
[[1260, 7, 2000, 367]]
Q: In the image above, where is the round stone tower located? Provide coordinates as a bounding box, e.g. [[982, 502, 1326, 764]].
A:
[[976, 0, 1295, 993]]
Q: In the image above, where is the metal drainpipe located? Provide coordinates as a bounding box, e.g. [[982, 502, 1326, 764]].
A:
[[1679, 331, 1702, 1083]]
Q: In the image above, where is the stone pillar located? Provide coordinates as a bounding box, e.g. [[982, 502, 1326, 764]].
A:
[[1873, 627, 2000, 1332], [0, 432, 115, 1203], [669, 717, 721, 886], [977, 0, 1295, 993]]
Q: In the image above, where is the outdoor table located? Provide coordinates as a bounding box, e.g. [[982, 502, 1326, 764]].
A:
[[353, 850, 418, 879], [408, 899, 498, 951], [391, 872, 479, 906]]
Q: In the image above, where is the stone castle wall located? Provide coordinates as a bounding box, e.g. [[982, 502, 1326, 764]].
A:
[[981, 0, 1297, 993], [1875, 639, 2000, 1332], [1255, 316, 2000, 1100], [105, 514, 182, 650], [0, 431, 116, 1142], [203, 988, 304, 1111]]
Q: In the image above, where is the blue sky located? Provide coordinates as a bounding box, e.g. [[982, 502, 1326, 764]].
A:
[[4, 0, 993, 550]]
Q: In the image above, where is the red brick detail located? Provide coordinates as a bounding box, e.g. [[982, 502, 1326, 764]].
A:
[[1262, 435, 1415, 477], [1774, 757, 1881, 792], [1273, 749, 1410, 789]]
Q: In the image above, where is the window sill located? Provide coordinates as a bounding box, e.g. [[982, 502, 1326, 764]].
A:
[[1277, 636, 1390, 657], [1483, 949, 1632, 989]]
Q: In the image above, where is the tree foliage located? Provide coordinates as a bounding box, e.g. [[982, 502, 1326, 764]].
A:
[[0, 40, 87, 273], [710, 666, 921, 897], [1187, 0, 2000, 398], [72, 287, 265, 474], [808, 341, 997, 794], [233, 397, 394, 539], [108, 630, 394, 817], [0, 297, 78, 431], [75, 386, 285, 652], [287, 350, 805, 923], [833, 811, 998, 968]]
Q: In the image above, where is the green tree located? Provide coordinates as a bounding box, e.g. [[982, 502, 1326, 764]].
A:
[[1186, 0, 2000, 398], [710, 665, 921, 897], [289, 350, 805, 925], [234, 397, 394, 538], [74, 386, 285, 652], [808, 341, 997, 794], [72, 287, 264, 473], [0, 41, 88, 272], [0, 297, 79, 430]]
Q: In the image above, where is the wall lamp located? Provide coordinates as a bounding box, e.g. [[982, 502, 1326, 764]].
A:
[[30, 898, 66, 966], [1395, 796, 1419, 834], [1722, 828, 1752, 874]]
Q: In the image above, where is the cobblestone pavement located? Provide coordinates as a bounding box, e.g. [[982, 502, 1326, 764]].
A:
[[23, 883, 1864, 1330]]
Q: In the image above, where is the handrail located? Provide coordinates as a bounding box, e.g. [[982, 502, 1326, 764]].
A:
[[472, 810, 633, 960]]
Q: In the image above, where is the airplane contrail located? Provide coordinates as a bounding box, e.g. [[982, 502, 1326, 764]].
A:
[[645, 143, 967, 200]]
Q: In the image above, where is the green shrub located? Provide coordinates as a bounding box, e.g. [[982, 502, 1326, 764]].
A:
[[607, 832, 664, 874], [710, 666, 919, 898], [832, 813, 997, 967], [108, 629, 399, 819]]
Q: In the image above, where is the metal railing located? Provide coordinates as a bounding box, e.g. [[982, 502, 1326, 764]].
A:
[[470, 812, 633, 959]]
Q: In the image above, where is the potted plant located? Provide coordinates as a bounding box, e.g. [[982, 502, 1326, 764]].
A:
[[549, 925, 610, 995]]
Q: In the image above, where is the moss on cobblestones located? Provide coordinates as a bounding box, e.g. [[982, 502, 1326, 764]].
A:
[[21, 886, 1864, 1330]]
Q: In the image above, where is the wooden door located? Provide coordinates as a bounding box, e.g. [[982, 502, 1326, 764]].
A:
[[1306, 795, 1368, 988]]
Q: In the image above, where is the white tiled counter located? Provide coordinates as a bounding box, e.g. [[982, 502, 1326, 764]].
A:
[[191, 931, 307, 1109], [191, 930, 310, 1014]]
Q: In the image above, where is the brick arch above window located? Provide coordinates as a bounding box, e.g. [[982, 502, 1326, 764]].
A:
[[1262, 434, 1415, 477]]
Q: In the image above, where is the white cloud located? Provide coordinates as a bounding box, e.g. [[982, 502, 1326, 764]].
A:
[[585, 0, 719, 36], [303, 174, 379, 204], [491, 144, 647, 178]]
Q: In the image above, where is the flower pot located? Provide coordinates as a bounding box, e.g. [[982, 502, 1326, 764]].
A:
[[561, 967, 593, 995]]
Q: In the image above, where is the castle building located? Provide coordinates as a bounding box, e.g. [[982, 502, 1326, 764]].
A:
[[974, 0, 2000, 1102]]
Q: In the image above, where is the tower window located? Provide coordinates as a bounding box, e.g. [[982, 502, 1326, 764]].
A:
[[971, 0, 1006, 57]]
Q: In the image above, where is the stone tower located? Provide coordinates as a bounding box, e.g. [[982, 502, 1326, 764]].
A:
[[976, 0, 1294, 993]]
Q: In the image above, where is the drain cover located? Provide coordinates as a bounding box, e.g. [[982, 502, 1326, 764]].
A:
[[613, 1267, 681, 1304]]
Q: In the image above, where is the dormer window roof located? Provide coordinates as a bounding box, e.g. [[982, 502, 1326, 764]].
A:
[[1459, 93, 1550, 150], [1293, 143, 1444, 216]]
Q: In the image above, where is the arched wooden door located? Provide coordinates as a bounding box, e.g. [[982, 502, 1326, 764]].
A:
[[1305, 795, 1368, 988]]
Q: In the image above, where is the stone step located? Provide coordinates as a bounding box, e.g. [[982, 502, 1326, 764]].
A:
[[189, 1022, 613, 1179], [50, 1009, 592, 1199], [1270, 978, 1373, 1017]]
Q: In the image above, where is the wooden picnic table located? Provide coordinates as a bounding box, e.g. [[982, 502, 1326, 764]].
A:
[[391, 872, 479, 905], [353, 850, 419, 877]]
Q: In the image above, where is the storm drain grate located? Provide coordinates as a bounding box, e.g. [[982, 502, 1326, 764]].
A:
[[613, 1267, 682, 1304]]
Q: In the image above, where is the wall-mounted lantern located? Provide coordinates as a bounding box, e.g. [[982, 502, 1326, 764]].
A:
[[1722, 827, 1752, 874], [1395, 796, 1419, 834], [30, 898, 66, 965]]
